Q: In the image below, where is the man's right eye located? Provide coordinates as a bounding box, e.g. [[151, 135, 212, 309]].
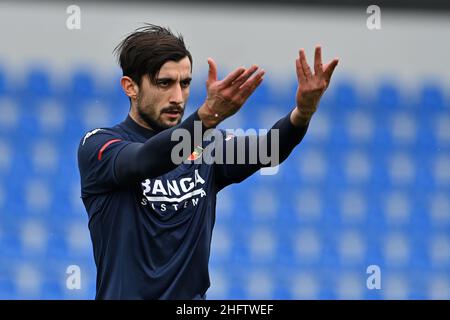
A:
[[157, 80, 170, 87]]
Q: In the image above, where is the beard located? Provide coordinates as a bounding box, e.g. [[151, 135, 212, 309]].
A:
[[136, 98, 185, 133], [137, 106, 171, 132]]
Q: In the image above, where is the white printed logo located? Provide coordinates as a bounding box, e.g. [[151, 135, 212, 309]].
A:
[[140, 169, 207, 212], [82, 128, 103, 146]]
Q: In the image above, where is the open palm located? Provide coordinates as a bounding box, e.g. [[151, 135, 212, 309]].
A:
[[295, 46, 339, 119]]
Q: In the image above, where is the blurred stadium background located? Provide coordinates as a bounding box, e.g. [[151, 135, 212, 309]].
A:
[[0, 0, 449, 299]]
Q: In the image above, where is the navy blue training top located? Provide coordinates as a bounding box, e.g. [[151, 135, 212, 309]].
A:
[[77, 109, 308, 299]]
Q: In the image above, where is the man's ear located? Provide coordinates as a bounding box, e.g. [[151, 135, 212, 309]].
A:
[[120, 76, 139, 100]]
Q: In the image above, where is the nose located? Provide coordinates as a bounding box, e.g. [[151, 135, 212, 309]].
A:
[[169, 84, 183, 105]]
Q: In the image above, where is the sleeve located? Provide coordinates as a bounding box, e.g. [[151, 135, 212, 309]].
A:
[[113, 111, 208, 185], [77, 128, 131, 197], [214, 111, 309, 191], [78, 110, 209, 197]]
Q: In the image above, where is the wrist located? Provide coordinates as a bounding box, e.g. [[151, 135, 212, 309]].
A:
[[198, 103, 222, 128], [290, 107, 311, 127]]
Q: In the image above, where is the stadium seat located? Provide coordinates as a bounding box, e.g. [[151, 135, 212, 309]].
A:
[[68, 68, 97, 101], [419, 83, 446, 111], [333, 80, 359, 110], [374, 81, 402, 110], [22, 67, 53, 99], [0, 66, 7, 96]]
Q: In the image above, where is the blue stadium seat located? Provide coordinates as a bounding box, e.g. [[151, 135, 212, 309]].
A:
[[333, 80, 359, 110], [41, 281, 64, 300], [68, 68, 97, 101], [419, 83, 446, 111], [374, 81, 402, 110], [1, 233, 23, 260], [28, 99, 66, 138], [22, 67, 53, 99], [2, 170, 26, 217], [187, 73, 207, 109], [0, 65, 7, 96], [45, 232, 71, 260], [244, 80, 272, 108], [263, 77, 296, 108], [0, 278, 16, 299], [0, 98, 20, 140]]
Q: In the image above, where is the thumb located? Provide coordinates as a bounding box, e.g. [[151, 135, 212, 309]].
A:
[[207, 58, 218, 84], [323, 58, 339, 81]]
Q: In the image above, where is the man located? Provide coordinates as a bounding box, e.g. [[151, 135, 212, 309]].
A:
[[77, 24, 338, 299]]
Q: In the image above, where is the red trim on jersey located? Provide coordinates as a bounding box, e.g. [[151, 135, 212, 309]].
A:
[[98, 139, 122, 160]]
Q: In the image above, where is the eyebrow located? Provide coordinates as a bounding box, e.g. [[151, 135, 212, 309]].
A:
[[156, 76, 192, 82]]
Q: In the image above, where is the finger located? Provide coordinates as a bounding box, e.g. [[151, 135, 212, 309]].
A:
[[240, 75, 264, 103], [323, 58, 339, 81], [237, 69, 265, 98], [221, 66, 246, 87], [314, 45, 323, 75], [231, 64, 259, 89], [299, 49, 313, 79], [207, 58, 218, 84], [296, 58, 306, 83]]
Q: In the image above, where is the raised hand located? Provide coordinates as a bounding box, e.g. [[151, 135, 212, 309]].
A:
[[198, 58, 265, 128], [292, 45, 339, 126]]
